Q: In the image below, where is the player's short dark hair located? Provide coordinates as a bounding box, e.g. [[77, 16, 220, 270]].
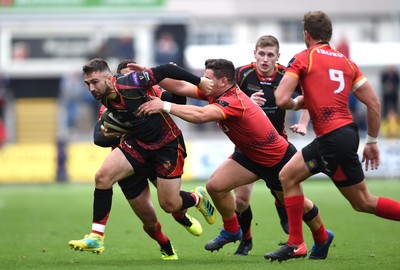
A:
[[303, 11, 332, 42], [204, 58, 235, 83], [82, 58, 111, 75], [117, 59, 137, 73]]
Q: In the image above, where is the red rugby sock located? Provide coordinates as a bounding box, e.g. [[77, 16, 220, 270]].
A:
[[143, 222, 169, 245], [284, 195, 305, 246], [223, 214, 240, 234], [376, 197, 400, 221], [312, 224, 328, 245]]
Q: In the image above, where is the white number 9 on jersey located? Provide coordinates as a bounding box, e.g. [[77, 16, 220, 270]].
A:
[[329, 69, 345, 94]]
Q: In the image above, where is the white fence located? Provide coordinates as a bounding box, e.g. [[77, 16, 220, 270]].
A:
[[183, 138, 400, 180]]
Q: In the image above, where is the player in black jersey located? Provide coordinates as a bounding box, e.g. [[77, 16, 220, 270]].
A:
[[90, 59, 202, 260], [68, 58, 216, 255], [233, 35, 310, 256]]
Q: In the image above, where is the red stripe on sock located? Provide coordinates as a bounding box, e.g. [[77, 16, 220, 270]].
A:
[[242, 229, 252, 241], [95, 212, 110, 225]]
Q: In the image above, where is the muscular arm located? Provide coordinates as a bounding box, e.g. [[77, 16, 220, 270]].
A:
[[151, 64, 212, 93], [169, 103, 224, 123], [152, 64, 201, 85], [138, 96, 224, 123], [353, 80, 381, 138], [275, 74, 302, 110], [159, 79, 199, 99], [353, 80, 381, 171], [126, 62, 208, 98]]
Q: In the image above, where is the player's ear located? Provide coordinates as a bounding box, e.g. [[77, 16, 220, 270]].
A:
[[220, 77, 228, 88], [107, 74, 113, 85]]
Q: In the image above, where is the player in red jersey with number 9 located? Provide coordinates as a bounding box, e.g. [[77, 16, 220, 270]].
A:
[[265, 11, 400, 262]]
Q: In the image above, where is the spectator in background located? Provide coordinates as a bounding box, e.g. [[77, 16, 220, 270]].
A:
[[0, 72, 9, 147], [12, 42, 30, 60], [154, 32, 180, 65], [381, 108, 400, 138], [59, 71, 99, 136], [59, 71, 86, 134], [381, 65, 400, 118], [335, 35, 350, 59], [348, 88, 367, 132], [116, 36, 135, 60], [336, 35, 367, 132], [87, 42, 109, 61]]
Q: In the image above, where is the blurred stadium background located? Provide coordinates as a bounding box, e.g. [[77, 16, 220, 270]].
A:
[[0, 0, 399, 183]]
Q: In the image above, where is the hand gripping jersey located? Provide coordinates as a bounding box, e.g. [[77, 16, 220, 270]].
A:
[[196, 85, 288, 167], [285, 42, 366, 137], [102, 70, 181, 150]]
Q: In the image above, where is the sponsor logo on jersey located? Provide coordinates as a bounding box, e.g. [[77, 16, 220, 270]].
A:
[[109, 101, 126, 110], [316, 48, 343, 58], [143, 71, 151, 82], [131, 73, 140, 85], [216, 100, 229, 107]]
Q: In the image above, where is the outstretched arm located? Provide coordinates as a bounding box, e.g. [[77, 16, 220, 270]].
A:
[[161, 92, 187, 104], [127, 63, 213, 97], [290, 109, 310, 136], [158, 78, 199, 98], [137, 96, 224, 124], [354, 79, 381, 171]]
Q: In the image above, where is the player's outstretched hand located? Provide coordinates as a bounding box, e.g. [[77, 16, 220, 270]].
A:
[[290, 123, 307, 136], [362, 143, 380, 171], [137, 96, 164, 117], [197, 77, 213, 95], [127, 63, 146, 72]]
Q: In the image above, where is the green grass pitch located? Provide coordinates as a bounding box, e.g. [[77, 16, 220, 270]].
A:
[[0, 179, 398, 270]]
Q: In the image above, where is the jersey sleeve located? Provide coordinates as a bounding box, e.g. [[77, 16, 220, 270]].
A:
[[98, 105, 107, 120], [147, 85, 164, 97], [286, 50, 309, 79], [194, 86, 210, 101], [350, 60, 367, 92], [150, 64, 201, 85]]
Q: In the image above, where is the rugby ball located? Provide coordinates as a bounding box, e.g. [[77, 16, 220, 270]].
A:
[[101, 109, 133, 133]]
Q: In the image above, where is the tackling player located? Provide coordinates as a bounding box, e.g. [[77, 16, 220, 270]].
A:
[[136, 58, 333, 260]]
